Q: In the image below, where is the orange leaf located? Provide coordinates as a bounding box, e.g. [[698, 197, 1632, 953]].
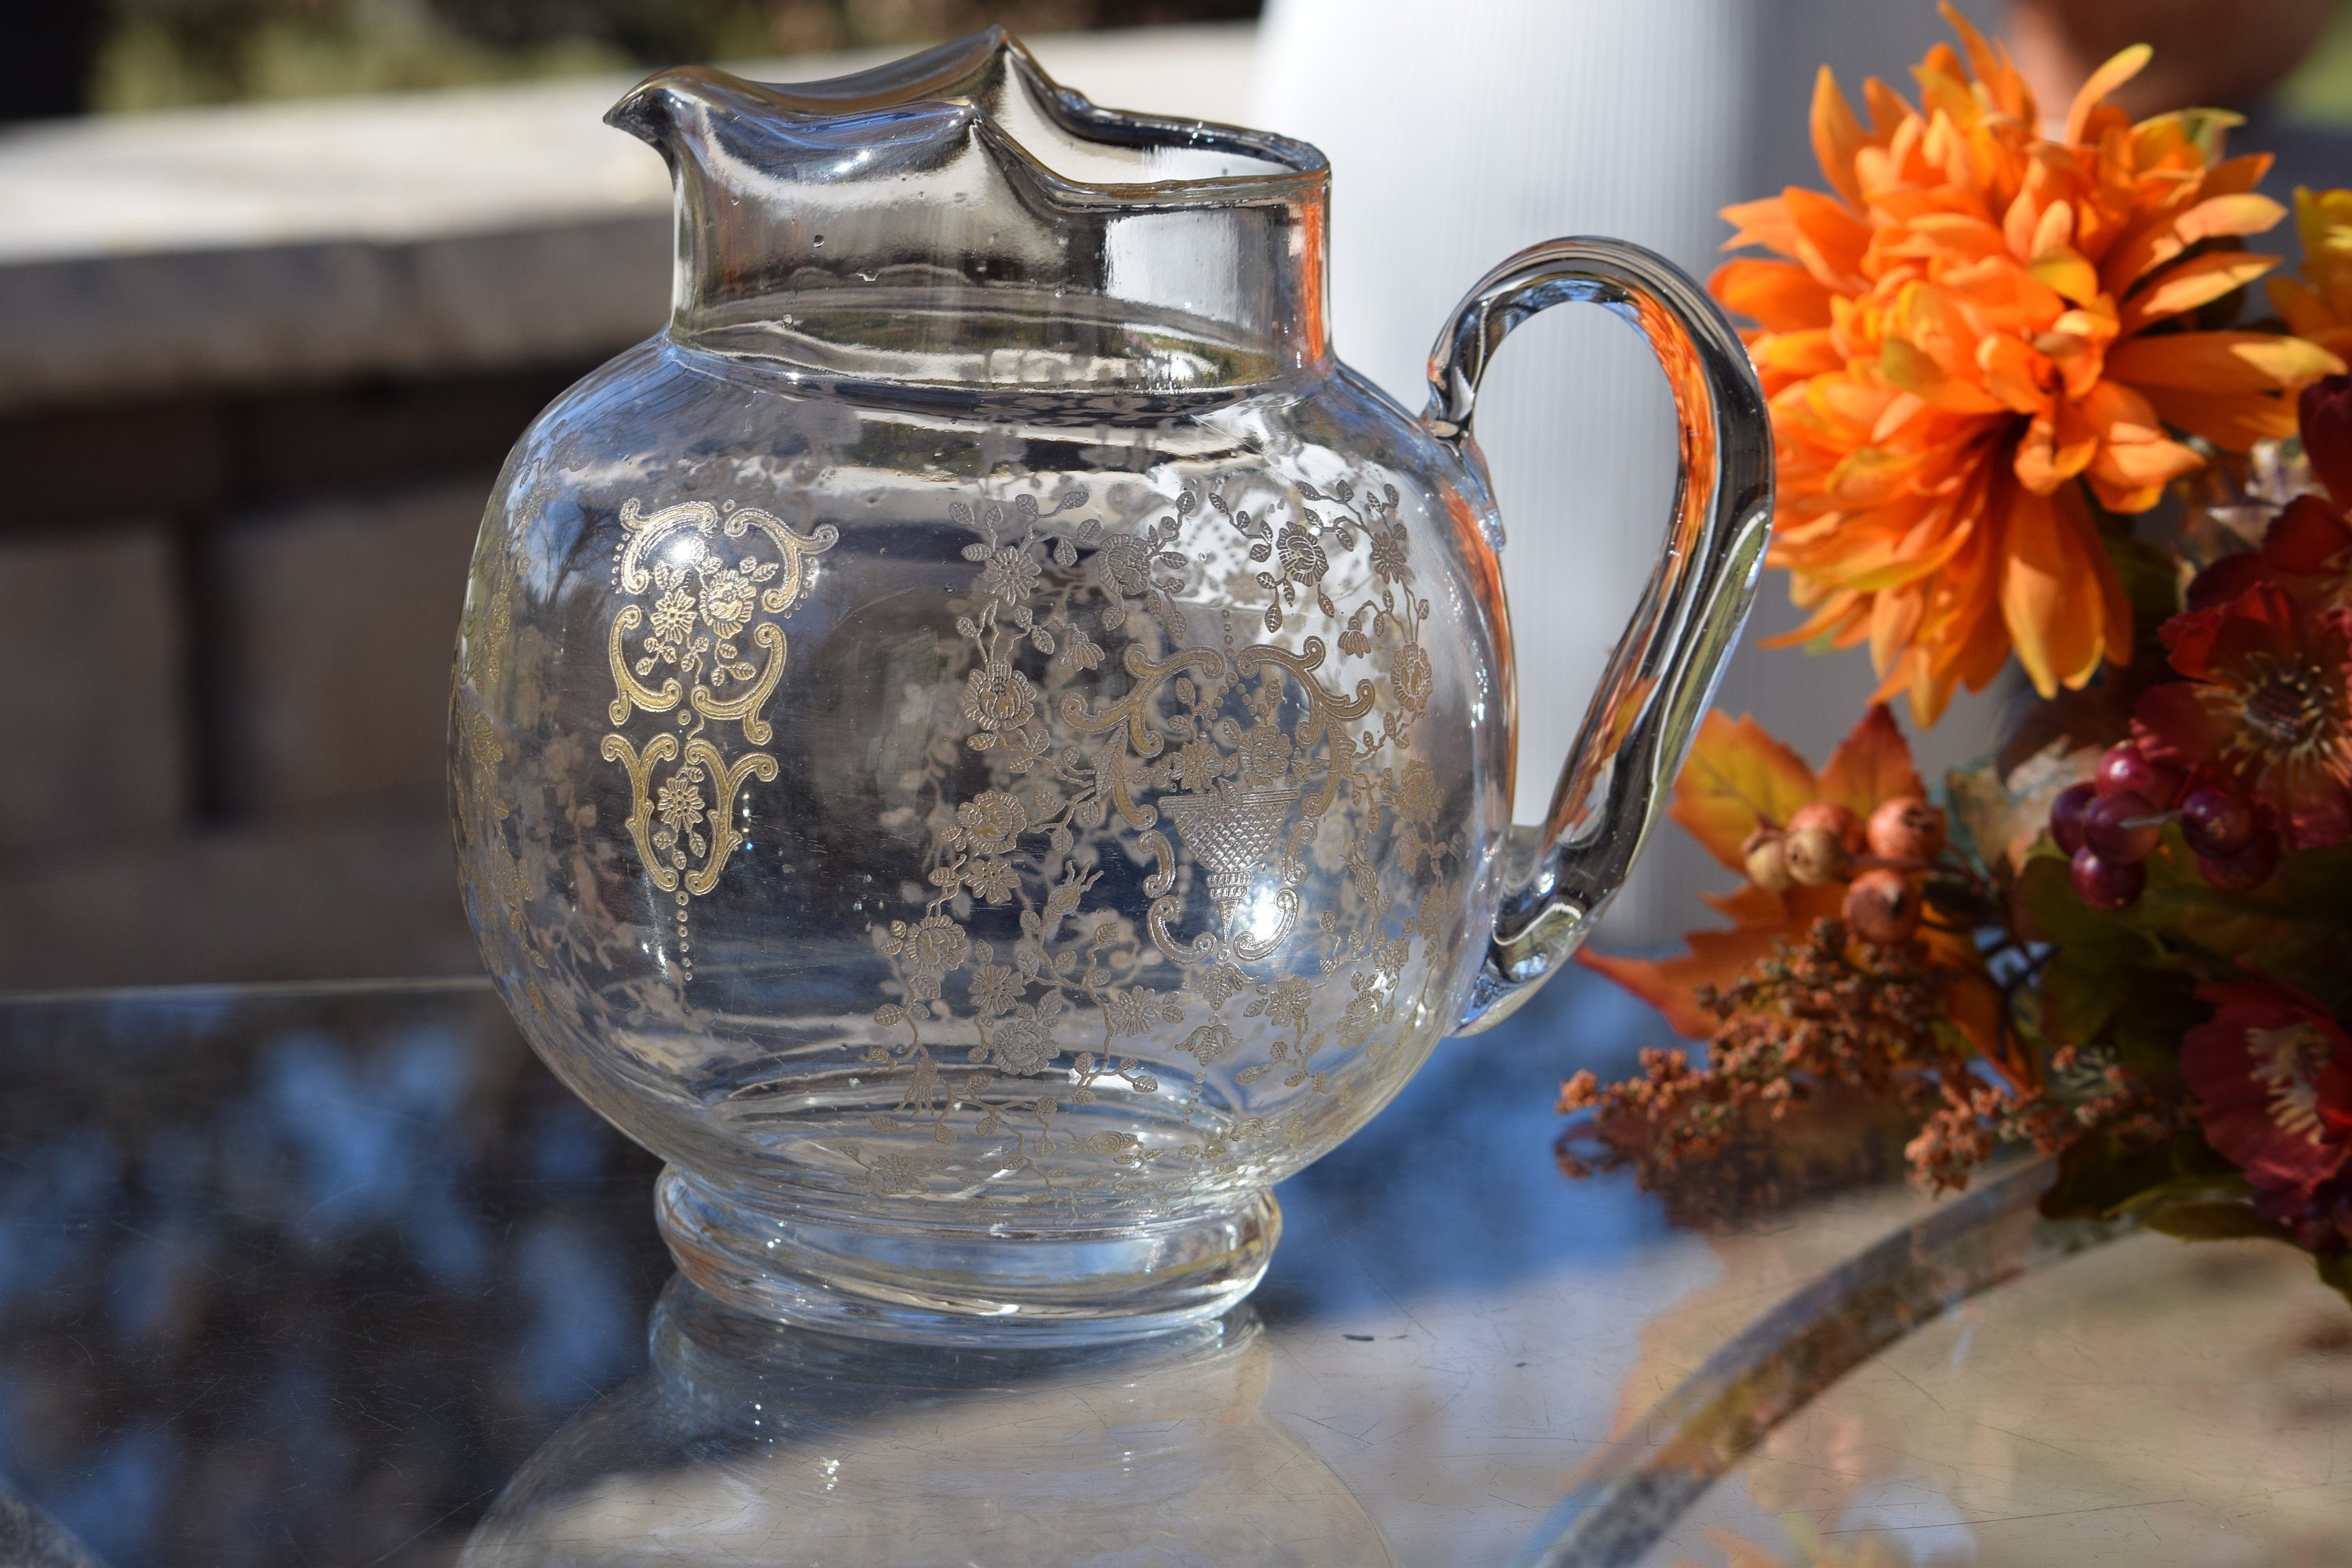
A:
[[1667, 711, 1819, 871], [1580, 886, 1847, 1039], [1814, 703, 1922, 815]]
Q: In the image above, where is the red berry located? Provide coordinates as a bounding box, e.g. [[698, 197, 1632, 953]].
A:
[[2050, 782, 2097, 855], [1844, 869, 1923, 942], [1865, 796, 1946, 863], [2195, 829, 2280, 892], [2071, 846, 2147, 909], [2179, 787, 2256, 858], [2097, 744, 2183, 808], [2082, 790, 2161, 864], [1788, 800, 1865, 855]]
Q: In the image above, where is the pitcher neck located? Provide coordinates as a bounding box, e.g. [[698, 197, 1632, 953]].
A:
[[608, 34, 1332, 394]]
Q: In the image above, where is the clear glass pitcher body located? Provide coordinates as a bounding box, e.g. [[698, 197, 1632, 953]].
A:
[[452, 31, 1769, 1342]]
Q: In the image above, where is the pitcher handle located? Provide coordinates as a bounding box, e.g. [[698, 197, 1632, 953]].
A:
[[1427, 238, 1773, 1034]]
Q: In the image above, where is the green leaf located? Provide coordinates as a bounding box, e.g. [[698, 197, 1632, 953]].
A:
[[2042, 1129, 2182, 1220], [2142, 1200, 2292, 1242], [2103, 967, 2200, 1076], [2128, 834, 2352, 1004], [2020, 854, 2164, 1047], [2103, 532, 2183, 627]]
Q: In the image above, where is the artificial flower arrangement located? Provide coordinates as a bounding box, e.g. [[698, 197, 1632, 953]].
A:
[[1559, 7, 2352, 1301]]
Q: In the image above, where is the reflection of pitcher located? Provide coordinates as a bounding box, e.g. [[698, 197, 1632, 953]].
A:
[[451, 28, 1770, 1343], [462, 1282, 1395, 1566]]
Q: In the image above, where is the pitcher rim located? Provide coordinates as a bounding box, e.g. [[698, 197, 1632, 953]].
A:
[[605, 27, 1331, 207]]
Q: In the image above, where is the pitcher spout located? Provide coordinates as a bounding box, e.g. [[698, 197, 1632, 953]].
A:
[[603, 31, 1332, 392]]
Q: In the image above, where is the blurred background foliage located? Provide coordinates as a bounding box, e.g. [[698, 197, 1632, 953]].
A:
[[79, 0, 1261, 113]]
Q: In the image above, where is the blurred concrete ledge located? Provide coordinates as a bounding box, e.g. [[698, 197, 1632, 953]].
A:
[[0, 24, 1254, 992], [0, 26, 1256, 413]]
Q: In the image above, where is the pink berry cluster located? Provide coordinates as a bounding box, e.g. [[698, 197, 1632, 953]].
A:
[[2051, 743, 2278, 911], [1742, 795, 1949, 943]]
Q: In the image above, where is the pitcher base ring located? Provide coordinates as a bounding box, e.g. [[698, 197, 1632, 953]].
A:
[[653, 1168, 1281, 1346]]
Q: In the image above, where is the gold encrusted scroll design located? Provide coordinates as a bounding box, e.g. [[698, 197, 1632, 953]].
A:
[[604, 496, 835, 980]]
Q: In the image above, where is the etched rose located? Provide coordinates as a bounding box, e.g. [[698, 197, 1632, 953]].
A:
[[962, 660, 1036, 734], [1395, 759, 1440, 823], [905, 913, 970, 975], [1276, 523, 1328, 586], [981, 1014, 1057, 1076], [699, 566, 758, 640], [1340, 983, 1388, 1045], [954, 789, 1027, 856], [1237, 723, 1294, 786]]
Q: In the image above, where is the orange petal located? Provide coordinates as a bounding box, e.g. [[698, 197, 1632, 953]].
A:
[[1879, 336, 2007, 413], [1784, 185, 1871, 289], [1941, 1, 2034, 122], [2196, 154, 2274, 201], [1710, 258, 1835, 331], [2118, 251, 2281, 333], [1977, 333, 2056, 414], [1998, 484, 2103, 696], [1753, 329, 1847, 379], [2136, 385, 2304, 450], [1720, 196, 1801, 258], [1810, 65, 1868, 210], [2106, 331, 2346, 393], [2103, 193, 2288, 292], [2064, 44, 2151, 146]]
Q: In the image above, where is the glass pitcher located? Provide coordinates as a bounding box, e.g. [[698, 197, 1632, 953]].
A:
[[451, 28, 1769, 1344]]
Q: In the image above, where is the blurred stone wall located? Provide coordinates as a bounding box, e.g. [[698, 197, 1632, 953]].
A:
[[0, 27, 1254, 990]]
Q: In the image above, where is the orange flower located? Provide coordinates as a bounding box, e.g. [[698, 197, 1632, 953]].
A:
[[2268, 187, 2352, 361], [1714, 7, 2345, 724]]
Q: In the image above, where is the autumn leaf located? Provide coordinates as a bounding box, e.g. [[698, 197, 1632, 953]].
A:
[[1815, 703, 1923, 815], [1586, 706, 1987, 1058], [1666, 711, 1817, 869], [1585, 884, 1847, 1036], [1946, 738, 2100, 879]]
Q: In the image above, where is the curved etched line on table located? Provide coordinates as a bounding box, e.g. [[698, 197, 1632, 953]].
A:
[[1512, 1159, 2133, 1568]]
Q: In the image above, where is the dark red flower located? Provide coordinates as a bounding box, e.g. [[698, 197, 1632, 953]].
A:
[[2185, 494, 2352, 613], [2182, 377, 2352, 614], [2184, 978, 2352, 1229], [2303, 373, 2352, 512], [2134, 584, 2352, 848]]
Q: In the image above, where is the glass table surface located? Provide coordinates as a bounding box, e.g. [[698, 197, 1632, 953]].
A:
[[0, 973, 2343, 1568]]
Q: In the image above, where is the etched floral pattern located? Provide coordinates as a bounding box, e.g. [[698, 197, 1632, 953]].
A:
[[855, 474, 1460, 1207]]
